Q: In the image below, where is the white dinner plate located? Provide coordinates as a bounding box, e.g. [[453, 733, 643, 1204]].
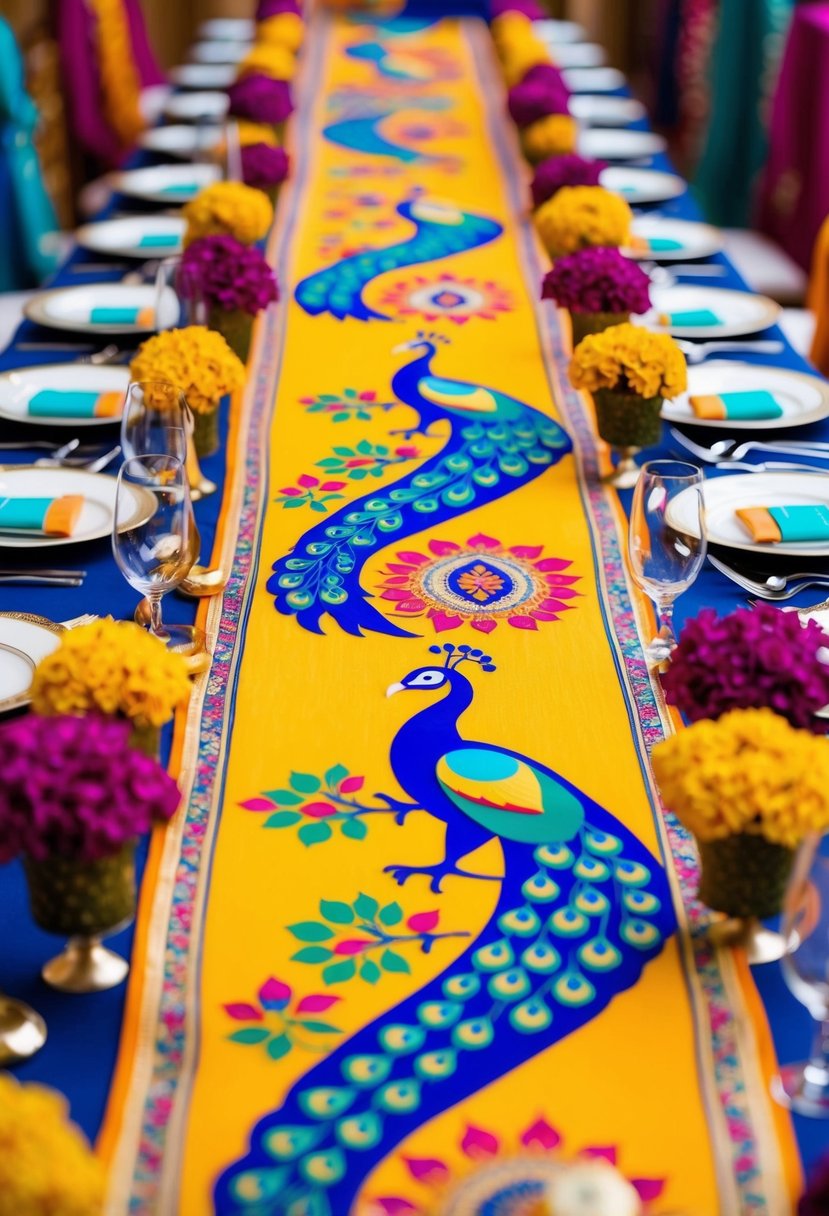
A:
[[0, 614, 64, 714], [532, 19, 586, 43], [578, 128, 666, 161], [569, 95, 646, 127], [24, 284, 179, 334], [626, 216, 722, 262], [75, 215, 185, 260], [139, 124, 222, 159], [0, 364, 130, 428], [599, 166, 685, 205], [199, 18, 255, 39], [642, 285, 780, 339], [663, 363, 829, 430], [672, 472, 829, 556], [112, 162, 222, 205], [563, 67, 626, 93], [0, 467, 155, 550], [164, 91, 230, 123], [546, 41, 606, 68], [169, 63, 237, 89], [189, 40, 251, 65]]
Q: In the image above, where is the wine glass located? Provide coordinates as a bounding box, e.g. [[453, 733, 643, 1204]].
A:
[[774, 835, 829, 1117], [628, 459, 706, 663], [120, 380, 190, 465], [112, 455, 195, 646], [154, 256, 207, 331]]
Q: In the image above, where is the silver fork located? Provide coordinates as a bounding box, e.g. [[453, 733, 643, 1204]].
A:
[[670, 427, 829, 465], [707, 556, 829, 601], [675, 339, 784, 364]]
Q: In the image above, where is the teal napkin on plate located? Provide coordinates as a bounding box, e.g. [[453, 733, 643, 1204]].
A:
[[688, 389, 784, 421], [137, 233, 179, 249], [0, 497, 55, 531], [646, 237, 684, 252], [661, 308, 722, 327], [28, 390, 100, 418], [89, 306, 152, 325], [769, 504, 829, 542], [159, 184, 197, 197]]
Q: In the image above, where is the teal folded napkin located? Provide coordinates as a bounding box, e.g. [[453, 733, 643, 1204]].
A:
[[159, 184, 198, 197], [646, 237, 684, 252], [137, 233, 180, 249], [89, 306, 153, 326], [770, 504, 829, 542], [26, 389, 121, 418], [0, 497, 56, 532], [660, 308, 721, 327], [688, 389, 784, 421]]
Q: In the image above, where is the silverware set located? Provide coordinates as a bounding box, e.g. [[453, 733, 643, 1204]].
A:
[[0, 569, 87, 588], [674, 339, 785, 364], [670, 426, 829, 473], [707, 555, 829, 602]]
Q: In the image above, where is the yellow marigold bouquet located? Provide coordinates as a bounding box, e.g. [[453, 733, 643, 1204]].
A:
[[238, 42, 296, 81], [0, 1074, 105, 1216], [235, 120, 280, 148], [569, 322, 687, 400], [522, 114, 578, 164], [535, 186, 632, 259], [130, 326, 245, 416], [258, 12, 304, 51], [183, 181, 273, 247], [652, 708, 829, 848], [32, 618, 191, 731], [501, 37, 551, 88]]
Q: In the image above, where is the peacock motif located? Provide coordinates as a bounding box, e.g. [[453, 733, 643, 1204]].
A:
[[268, 335, 572, 637], [294, 198, 502, 322], [213, 646, 674, 1214], [323, 111, 445, 164]]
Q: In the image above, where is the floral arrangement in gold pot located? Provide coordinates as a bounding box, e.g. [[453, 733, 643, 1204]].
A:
[[534, 186, 633, 260]]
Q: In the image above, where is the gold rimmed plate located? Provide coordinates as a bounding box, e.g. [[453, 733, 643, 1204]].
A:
[[0, 467, 156, 549], [0, 613, 64, 714]]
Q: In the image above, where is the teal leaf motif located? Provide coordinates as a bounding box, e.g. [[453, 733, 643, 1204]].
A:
[[378, 902, 403, 927], [267, 1034, 292, 1060], [289, 922, 335, 943], [320, 900, 354, 925], [360, 960, 381, 985], [229, 1028, 271, 1045], [341, 818, 367, 840], [380, 950, 410, 975], [325, 764, 349, 789], [323, 959, 357, 985], [266, 789, 304, 806], [354, 893, 378, 919], [292, 947, 335, 964], [299, 822, 333, 847], [297, 1021, 341, 1034], [265, 811, 303, 828], [291, 773, 322, 794]]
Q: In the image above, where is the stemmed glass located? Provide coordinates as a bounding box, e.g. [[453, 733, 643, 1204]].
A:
[[113, 455, 196, 649], [628, 460, 707, 663], [154, 257, 207, 332], [120, 380, 190, 465], [774, 835, 829, 1117]]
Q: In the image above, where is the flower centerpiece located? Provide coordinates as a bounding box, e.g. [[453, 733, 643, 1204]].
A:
[[569, 322, 685, 481], [521, 113, 579, 165], [180, 235, 279, 361], [257, 12, 305, 51], [492, 12, 551, 88], [240, 142, 290, 203], [507, 68, 570, 129], [31, 618, 191, 756], [238, 41, 297, 81], [0, 1073, 105, 1213], [663, 604, 829, 731], [130, 325, 246, 456], [530, 153, 606, 209], [652, 708, 829, 944], [0, 715, 180, 990], [182, 181, 273, 248], [257, 0, 302, 15], [534, 185, 632, 259], [491, 0, 545, 16], [235, 119, 280, 148], [227, 73, 293, 137], [542, 247, 651, 346]]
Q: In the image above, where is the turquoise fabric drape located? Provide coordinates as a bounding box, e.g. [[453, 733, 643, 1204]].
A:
[[0, 18, 59, 291], [692, 0, 793, 226]]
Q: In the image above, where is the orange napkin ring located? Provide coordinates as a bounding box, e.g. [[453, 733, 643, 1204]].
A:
[[43, 496, 85, 537]]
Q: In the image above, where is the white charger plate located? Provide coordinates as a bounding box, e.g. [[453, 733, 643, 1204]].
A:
[[113, 162, 222, 205], [626, 216, 722, 262], [570, 95, 646, 127], [578, 128, 666, 161], [75, 216, 185, 260], [199, 18, 255, 39], [546, 41, 606, 68], [169, 63, 237, 89], [532, 20, 586, 44], [599, 166, 685, 205], [671, 472, 829, 556], [189, 40, 251, 65], [164, 91, 230, 123], [563, 67, 626, 93], [0, 614, 64, 714], [0, 364, 130, 428], [25, 284, 179, 335], [139, 124, 222, 159], [642, 285, 780, 338], [0, 467, 155, 550], [663, 363, 829, 430]]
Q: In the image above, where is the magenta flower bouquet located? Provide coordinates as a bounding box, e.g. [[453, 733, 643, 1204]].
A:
[[530, 153, 606, 209], [181, 235, 279, 317], [491, 0, 544, 17], [542, 248, 651, 315], [241, 142, 290, 194], [227, 74, 293, 126], [508, 74, 570, 128], [663, 604, 829, 732], [0, 716, 180, 864], [257, 0, 302, 16]]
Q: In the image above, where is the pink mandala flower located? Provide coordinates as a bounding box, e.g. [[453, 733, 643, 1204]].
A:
[[376, 534, 581, 634], [381, 274, 513, 325]]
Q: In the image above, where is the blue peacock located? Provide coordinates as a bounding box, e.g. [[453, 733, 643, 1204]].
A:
[[267, 335, 573, 637], [213, 646, 675, 1215], [345, 40, 438, 83], [294, 198, 502, 322], [323, 110, 447, 164]]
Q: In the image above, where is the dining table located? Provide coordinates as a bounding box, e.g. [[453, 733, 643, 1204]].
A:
[[1, 7, 828, 1215]]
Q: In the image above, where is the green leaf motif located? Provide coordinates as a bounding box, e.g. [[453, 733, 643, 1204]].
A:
[[378, 902, 403, 927], [316, 457, 342, 468], [229, 1028, 271, 1045], [381, 950, 411, 975], [292, 946, 334, 964], [354, 893, 378, 919], [333, 446, 355, 457], [357, 439, 373, 455], [340, 818, 367, 841], [265, 811, 302, 828], [265, 789, 304, 806], [360, 960, 382, 985], [296, 1020, 341, 1035], [282, 498, 306, 509], [323, 959, 357, 985], [267, 1034, 292, 1061], [291, 772, 322, 794], [289, 922, 335, 943], [299, 822, 333, 847], [320, 900, 354, 925], [325, 764, 349, 789], [310, 501, 328, 513], [332, 412, 350, 422]]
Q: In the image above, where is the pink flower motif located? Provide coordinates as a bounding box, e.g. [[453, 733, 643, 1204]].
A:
[[302, 801, 338, 819], [223, 1002, 263, 1021], [297, 474, 319, 489], [404, 1156, 450, 1186], [339, 775, 365, 794], [582, 1146, 618, 1165], [333, 939, 373, 955], [240, 797, 276, 812], [406, 910, 440, 933], [279, 487, 302, 497], [359, 391, 377, 402], [372, 1201, 419, 1215], [259, 977, 292, 1010], [461, 1124, 501, 1159], [394, 446, 419, 458], [295, 994, 341, 1014], [319, 481, 347, 492], [631, 1178, 666, 1203], [520, 1117, 562, 1151]]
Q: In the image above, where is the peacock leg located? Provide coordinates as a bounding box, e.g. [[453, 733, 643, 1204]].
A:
[[384, 820, 499, 892], [373, 793, 422, 824]]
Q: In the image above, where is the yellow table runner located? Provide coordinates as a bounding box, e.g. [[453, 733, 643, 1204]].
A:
[[101, 14, 800, 1215]]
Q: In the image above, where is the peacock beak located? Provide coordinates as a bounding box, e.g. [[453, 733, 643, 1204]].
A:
[[386, 681, 405, 697], [391, 342, 411, 355]]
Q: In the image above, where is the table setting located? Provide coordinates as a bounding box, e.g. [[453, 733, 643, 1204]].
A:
[[3, 1, 829, 1214]]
